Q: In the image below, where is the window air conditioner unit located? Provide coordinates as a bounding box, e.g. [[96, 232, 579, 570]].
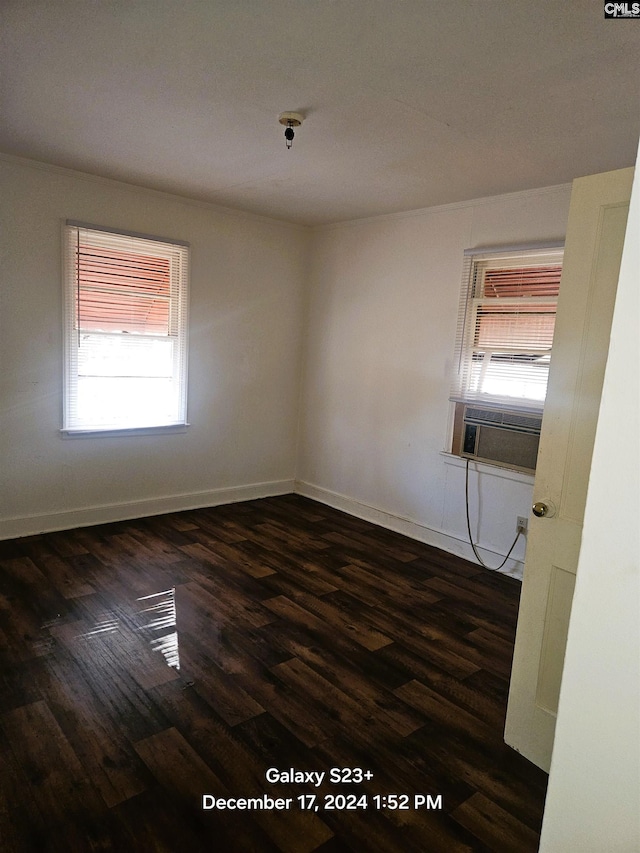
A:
[[461, 405, 542, 473]]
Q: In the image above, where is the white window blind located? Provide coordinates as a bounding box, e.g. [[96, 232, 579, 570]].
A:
[[451, 246, 563, 412], [63, 223, 189, 432]]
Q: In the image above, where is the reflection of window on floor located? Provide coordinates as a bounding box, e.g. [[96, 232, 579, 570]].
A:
[[75, 588, 180, 671], [81, 615, 120, 636], [137, 588, 180, 670]]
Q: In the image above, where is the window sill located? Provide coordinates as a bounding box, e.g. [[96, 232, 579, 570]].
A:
[[440, 451, 535, 485], [60, 424, 190, 439]]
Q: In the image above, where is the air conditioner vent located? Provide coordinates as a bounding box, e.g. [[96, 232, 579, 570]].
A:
[[465, 407, 503, 425], [464, 406, 542, 434], [502, 412, 542, 431]]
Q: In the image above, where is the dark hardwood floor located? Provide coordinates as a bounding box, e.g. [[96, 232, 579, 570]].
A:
[[0, 494, 547, 852]]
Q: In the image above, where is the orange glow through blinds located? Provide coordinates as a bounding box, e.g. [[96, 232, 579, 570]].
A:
[[76, 244, 171, 335]]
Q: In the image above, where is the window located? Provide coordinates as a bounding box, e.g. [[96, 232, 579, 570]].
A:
[[451, 245, 564, 413], [63, 222, 189, 433]]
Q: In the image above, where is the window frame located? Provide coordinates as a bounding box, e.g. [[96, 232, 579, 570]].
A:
[[62, 221, 190, 436], [451, 244, 564, 415]]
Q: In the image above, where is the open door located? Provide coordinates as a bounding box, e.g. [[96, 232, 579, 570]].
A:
[[504, 168, 633, 771]]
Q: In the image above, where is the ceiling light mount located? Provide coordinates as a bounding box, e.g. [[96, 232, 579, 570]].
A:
[[278, 111, 304, 149]]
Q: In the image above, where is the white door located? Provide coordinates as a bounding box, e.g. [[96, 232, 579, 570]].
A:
[[504, 168, 633, 772]]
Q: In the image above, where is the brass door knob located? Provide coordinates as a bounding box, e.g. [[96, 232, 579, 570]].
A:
[[532, 501, 556, 518]]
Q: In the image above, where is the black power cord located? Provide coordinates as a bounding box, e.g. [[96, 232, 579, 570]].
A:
[[465, 458, 522, 571]]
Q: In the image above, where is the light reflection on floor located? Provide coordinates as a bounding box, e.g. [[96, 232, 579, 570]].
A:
[[72, 588, 180, 671], [137, 588, 180, 670], [81, 616, 119, 637]]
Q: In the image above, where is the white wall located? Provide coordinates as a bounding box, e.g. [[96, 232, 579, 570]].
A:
[[1, 155, 574, 576], [297, 186, 572, 576], [0, 157, 309, 537], [539, 150, 640, 851]]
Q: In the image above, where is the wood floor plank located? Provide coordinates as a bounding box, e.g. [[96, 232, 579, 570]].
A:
[[0, 700, 112, 850], [409, 727, 548, 832], [150, 681, 335, 853], [51, 610, 181, 692], [39, 649, 149, 807], [393, 679, 502, 749], [182, 537, 278, 580], [253, 519, 333, 555], [320, 530, 419, 564], [187, 616, 292, 677], [111, 789, 230, 853], [270, 656, 385, 739], [0, 724, 49, 853], [233, 657, 338, 749], [423, 575, 519, 617], [0, 555, 70, 624], [21, 541, 96, 599], [181, 542, 280, 618], [0, 494, 547, 851], [178, 637, 266, 727], [134, 726, 288, 852], [451, 791, 540, 853], [377, 643, 507, 731], [329, 561, 442, 611], [0, 656, 44, 715], [237, 540, 342, 597], [266, 591, 394, 652], [266, 630, 426, 737], [47, 619, 174, 743], [44, 530, 90, 558], [308, 731, 478, 853], [332, 594, 483, 680]]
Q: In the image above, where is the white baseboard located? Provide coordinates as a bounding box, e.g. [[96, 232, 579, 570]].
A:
[[294, 480, 524, 580], [0, 479, 295, 540]]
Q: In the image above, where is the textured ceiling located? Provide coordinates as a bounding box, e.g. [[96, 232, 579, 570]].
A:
[[1, 1, 639, 225]]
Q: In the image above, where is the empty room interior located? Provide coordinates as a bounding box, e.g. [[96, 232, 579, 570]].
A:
[[1, 3, 639, 852]]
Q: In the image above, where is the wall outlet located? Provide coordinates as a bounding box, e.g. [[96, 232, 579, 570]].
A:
[[517, 516, 528, 533]]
